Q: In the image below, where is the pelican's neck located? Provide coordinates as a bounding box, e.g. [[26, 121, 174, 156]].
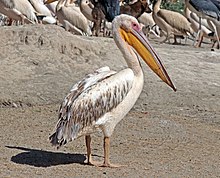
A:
[[153, 0, 161, 13], [80, 1, 93, 21], [113, 27, 143, 77], [184, 6, 190, 19]]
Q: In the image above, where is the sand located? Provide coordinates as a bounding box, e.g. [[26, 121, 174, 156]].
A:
[[0, 24, 220, 177]]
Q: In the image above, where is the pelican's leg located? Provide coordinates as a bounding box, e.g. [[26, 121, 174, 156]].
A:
[[101, 137, 122, 168], [193, 29, 201, 46], [193, 17, 202, 46], [195, 31, 203, 48], [103, 137, 110, 166], [85, 135, 92, 164], [173, 35, 179, 45], [85, 135, 101, 166]]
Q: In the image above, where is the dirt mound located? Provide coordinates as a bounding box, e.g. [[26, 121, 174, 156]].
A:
[[0, 24, 219, 118], [0, 24, 125, 107]]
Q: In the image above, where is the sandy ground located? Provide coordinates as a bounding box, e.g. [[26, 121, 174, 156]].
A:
[[0, 24, 220, 177]]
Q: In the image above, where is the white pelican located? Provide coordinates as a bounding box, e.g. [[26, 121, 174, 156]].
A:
[[29, 0, 53, 17], [79, 0, 94, 21], [79, 0, 105, 36], [45, 0, 92, 35], [49, 14, 176, 168], [138, 12, 161, 38], [28, 0, 58, 24], [152, 0, 194, 44], [184, 6, 216, 47], [0, 0, 38, 24], [185, 0, 220, 48]]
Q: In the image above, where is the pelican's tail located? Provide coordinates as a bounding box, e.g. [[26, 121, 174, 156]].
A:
[[49, 127, 68, 149], [49, 118, 79, 148], [49, 132, 61, 148]]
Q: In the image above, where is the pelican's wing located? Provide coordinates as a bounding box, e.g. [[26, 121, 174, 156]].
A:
[[60, 6, 91, 35], [50, 67, 134, 147], [13, 0, 38, 22], [157, 9, 191, 33]]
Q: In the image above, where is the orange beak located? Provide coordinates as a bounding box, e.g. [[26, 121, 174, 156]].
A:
[[120, 27, 176, 91]]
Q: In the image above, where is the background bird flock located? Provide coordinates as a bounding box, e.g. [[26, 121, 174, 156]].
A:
[[0, 0, 220, 49]]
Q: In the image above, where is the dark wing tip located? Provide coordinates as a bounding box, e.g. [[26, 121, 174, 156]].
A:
[[49, 132, 58, 146], [49, 132, 64, 149]]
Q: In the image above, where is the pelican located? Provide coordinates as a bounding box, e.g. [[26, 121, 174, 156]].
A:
[[29, 0, 53, 17], [28, 0, 58, 24], [49, 14, 176, 167], [185, 0, 220, 48], [45, 0, 92, 35], [138, 12, 160, 37], [152, 0, 194, 44], [79, 0, 94, 21], [184, 6, 216, 47], [79, 0, 105, 36], [138, 12, 155, 28], [0, 0, 38, 24]]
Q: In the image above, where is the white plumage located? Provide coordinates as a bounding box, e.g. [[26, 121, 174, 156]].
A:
[[46, 0, 92, 35], [0, 0, 38, 24], [152, 0, 194, 43], [29, 0, 53, 17], [184, 6, 216, 47]]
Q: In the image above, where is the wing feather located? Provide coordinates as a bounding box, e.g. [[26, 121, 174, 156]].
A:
[[158, 9, 191, 34], [50, 67, 134, 147]]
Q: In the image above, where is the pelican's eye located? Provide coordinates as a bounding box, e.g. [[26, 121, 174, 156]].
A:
[[132, 23, 137, 27], [131, 22, 140, 31]]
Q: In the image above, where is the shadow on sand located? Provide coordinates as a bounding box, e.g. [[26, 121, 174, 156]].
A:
[[6, 146, 87, 167]]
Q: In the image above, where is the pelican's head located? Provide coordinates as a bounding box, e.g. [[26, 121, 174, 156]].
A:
[[112, 14, 176, 91], [80, 0, 94, 9]]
